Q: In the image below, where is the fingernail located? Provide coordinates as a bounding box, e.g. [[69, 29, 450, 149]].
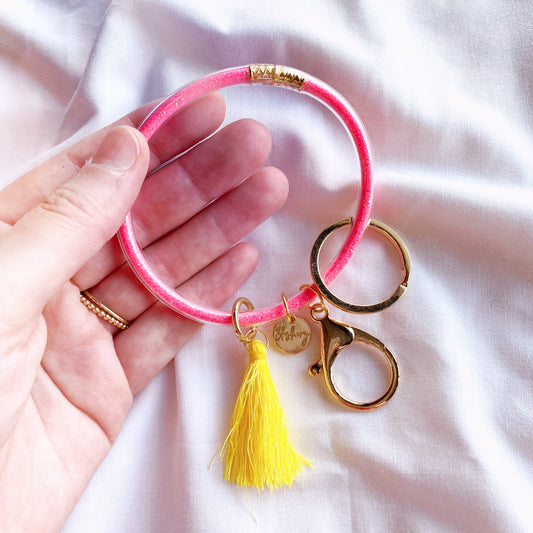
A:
[[90, 126, 141, 171]]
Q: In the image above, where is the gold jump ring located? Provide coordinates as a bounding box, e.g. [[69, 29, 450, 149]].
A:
[[231, 297, 258, 344]]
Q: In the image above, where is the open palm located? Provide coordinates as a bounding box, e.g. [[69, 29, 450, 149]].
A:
[[0, 94, 288, 533]]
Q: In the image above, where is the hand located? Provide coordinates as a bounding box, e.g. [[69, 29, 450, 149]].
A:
[[0, 93, 288, 533]]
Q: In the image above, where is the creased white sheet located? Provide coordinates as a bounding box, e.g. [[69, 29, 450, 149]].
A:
[[1, 1, 532, 532]]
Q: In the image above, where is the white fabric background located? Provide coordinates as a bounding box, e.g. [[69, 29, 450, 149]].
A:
[[1, 1, 532, 532]]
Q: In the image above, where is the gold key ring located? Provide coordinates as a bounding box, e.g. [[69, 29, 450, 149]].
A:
[[310, 218, 411, 314]]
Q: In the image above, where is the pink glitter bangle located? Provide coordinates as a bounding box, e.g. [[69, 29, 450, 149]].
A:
[[118, 64, 374, 326]]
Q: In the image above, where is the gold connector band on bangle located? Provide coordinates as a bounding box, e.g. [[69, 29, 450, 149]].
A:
[[249, 64, 305, 89], [80, 290, 131, 330]]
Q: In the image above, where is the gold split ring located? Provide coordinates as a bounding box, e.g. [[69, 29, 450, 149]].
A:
[[310, 218, 411, 314], [80, 290, 132, 330]]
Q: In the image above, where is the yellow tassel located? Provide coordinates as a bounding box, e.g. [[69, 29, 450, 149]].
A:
[[219, 340, 310, 490]]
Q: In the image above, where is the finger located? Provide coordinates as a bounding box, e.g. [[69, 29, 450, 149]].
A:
[[146, 91, 226, 168], [0, 126, 149, 324], [114, 242, 259, 395], [83, 166, 289, 326], [73, 118, 273, 290], [0, 93, 226, 225]]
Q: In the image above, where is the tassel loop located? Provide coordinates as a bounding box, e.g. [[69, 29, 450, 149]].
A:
[[247, 339, 267, 361]]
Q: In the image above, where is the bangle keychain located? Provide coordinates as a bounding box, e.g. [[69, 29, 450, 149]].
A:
[[118, 64, 411, 489]]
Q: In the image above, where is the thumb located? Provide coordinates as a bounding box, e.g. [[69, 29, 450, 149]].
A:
[[0, 126, 149, 321]]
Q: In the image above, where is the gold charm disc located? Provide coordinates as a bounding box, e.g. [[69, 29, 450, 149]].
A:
[[272, 316, 311, 354]]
